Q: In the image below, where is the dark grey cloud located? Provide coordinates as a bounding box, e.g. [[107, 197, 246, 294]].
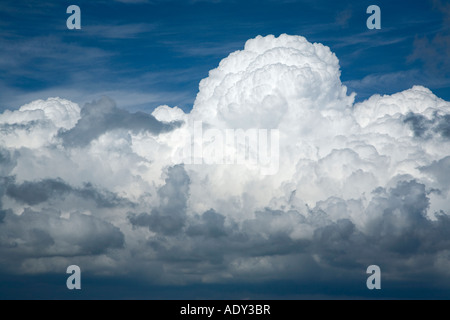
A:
[[403, 113, 431, 138], [59, 97, 182, 148], [130, 178, 450, 287], [129, 165, 190, 235], [312, 219, 364, 268], [139, 207, 311, 279], [75, 182, 135, 209], [0, 150, 16, 214], [436, 115, 450, 138], [420, 156, 450, 190], [366, 180, 432, 254], [0, 121, 48, 132], [0, 209, 124, 261], [309, 180, 450, 280], [131, 168, 309, 270], [0, 148, 16, 177], [403, 112, 450, 139], [186, 209, 228, 238], [5, 177, 133, 208], [6, 178, 71, 206], [239, 210, 310, 257]]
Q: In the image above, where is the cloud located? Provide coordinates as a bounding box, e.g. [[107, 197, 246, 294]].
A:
[[420, 156, 450, 191], [191, 34, 355, 130], [58, 96, 182, 148], [6, 178, 72, 206], [0, 97, 80, 149], [343, 70, 422, 100], [403, 112, 450, 139], [0, 209, 124, 272], [129, 165, 190, 235], [85, 24, 155, 39], [1, 34, 450, 297], [0, 148, 16, 177], [5, 177, 133, 208]]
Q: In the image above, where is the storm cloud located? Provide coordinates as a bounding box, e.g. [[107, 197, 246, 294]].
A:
[[129, 165, 190, 235], [5, 178, 132, 208], [404, 112, 450, 139], [1, 34, 450, 298], [59, 96, 182, 148]]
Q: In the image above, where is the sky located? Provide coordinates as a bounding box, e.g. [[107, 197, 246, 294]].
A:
[[1, 0, 450, 300], [0, 0, 449, 112]]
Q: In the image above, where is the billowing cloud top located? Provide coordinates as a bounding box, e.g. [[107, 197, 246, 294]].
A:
[[1, 34, 450, 297], [192, 34, 354, 128]]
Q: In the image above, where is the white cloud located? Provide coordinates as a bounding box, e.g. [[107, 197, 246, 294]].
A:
[[1, 34, 450, 293], [353, 85, 449, 128], [0, 98, 80, 149]]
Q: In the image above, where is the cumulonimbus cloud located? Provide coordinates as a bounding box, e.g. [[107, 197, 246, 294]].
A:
[[1, 34, 450, 294]]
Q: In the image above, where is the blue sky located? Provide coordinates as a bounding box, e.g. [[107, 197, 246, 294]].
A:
[[1, 0, 449, 112]]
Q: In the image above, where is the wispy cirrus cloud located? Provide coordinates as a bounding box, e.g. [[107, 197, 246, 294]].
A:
[[84, 23, 156, 39]]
